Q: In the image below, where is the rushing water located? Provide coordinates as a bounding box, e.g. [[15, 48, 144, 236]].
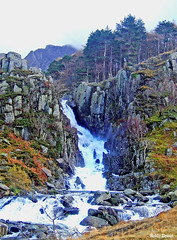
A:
[[61, 99, 107, 191], [0, 100, 171, 239]]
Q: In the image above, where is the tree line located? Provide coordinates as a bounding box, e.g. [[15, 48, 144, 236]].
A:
[[47, 14, 177, 84]]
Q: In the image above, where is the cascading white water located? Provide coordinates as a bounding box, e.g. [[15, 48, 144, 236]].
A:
[[0, 99, 171, 239], [61, 99, 107, 190]]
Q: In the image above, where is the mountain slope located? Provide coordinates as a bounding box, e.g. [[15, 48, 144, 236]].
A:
[[25, 44, 77, 71]]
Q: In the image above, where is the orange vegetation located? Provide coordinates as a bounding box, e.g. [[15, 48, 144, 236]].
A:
[[0, 130, 49, 191]]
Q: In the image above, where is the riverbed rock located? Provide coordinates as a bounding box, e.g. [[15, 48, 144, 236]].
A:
[[45, 182, 55, 189], [159, 196, 171, 203], [61, 195, 74, 208], [80, 215, 109, 228], [28, 194, 38, 203], [160, 184, 171, 195], [75, 176, 85, 189], [109, 195, 123, 206], [168, 190, 177, 201], [63, 207, 79, 216], [0, 223, 8, 237], [88, 206, 119, 226], [91, 191, 111, 205], [124, 189, 137, 196]]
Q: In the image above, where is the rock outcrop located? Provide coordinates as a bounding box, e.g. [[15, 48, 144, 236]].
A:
[[0, 52, 81, 194], [0, 52, 27, 72], [71, 50, 177, 191]]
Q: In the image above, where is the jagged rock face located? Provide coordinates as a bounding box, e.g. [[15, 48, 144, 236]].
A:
[[73, 70, 138, 136], [0, 52, 81, 192], [0, 52, 27, 72], [0, 70, 59, 125], [71, 51, 177, 191], [25, 44, 77, 71]]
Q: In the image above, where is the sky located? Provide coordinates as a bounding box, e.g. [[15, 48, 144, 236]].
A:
[[0, 0, 177, 58]]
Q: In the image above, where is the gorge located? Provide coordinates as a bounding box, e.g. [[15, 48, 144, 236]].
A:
[[0, 50, 177, 239], [0, 99, 171, 239]]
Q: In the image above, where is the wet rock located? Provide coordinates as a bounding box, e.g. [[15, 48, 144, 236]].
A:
[[110, 195, 120, 205], [45, 182, 55, 189], [134, 192, 144, 199], [0, 223, 8, 237], [36, 231, 47, 239], [91, 191, 111, 205], [75, 176, 85, 189], [93, 149, 97, 159], [141, 196, 149, 203], [124, 188, 137, 196], [28, 194, 38, 203], [119, 197, 128, 204], [160, 184, 170, 195], [171, 201, 177, 207], [168, 190, 177, 201], [80, 216, 109, 228], [53, 206, 65, 219], [109, 194, 128, 205], [64, 207, 79, 215], [125, 201, 133, 207], [95, 159, 100, 164], [9, 226, 20, 233], [140, 190, 154, 196], [56, 158, 74, 175], [75, 151, 85, 168], [159, 196, 171, 203], [134, 192, 149, 203], [0, 221, 51, 240], [61, 195, 74, 208], [136, 201, 145, 206], [88, 207, 119, 226]]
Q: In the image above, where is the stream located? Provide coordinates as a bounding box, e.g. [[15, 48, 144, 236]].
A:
[[0, 100, 171, 239]]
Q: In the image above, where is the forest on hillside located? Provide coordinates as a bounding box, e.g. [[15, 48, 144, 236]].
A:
[[47, 14, 177, 85]]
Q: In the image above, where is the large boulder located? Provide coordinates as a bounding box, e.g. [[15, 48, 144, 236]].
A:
[[88, 207, 119, 226], [91, 191, 112, 205], [80, 216, 109, 228]]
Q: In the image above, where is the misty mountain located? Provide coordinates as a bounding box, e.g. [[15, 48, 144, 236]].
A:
[[25, 44, 77, 71]]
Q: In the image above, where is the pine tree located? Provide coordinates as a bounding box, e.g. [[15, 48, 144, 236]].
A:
[[115, 14, 146, 66], [155, 20, 177, 52]]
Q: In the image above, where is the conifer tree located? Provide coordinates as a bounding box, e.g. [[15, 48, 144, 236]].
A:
[[115, 14, 146, 66]]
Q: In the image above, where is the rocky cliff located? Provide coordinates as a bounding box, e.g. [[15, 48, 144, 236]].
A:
[[25, 44, 77, 71], [0, 52, 82, 196], [70, 50, 177, 191]]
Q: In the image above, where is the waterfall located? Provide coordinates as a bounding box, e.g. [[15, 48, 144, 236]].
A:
[[61, 99, 107, 191], [0, 99, 171, 239]]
